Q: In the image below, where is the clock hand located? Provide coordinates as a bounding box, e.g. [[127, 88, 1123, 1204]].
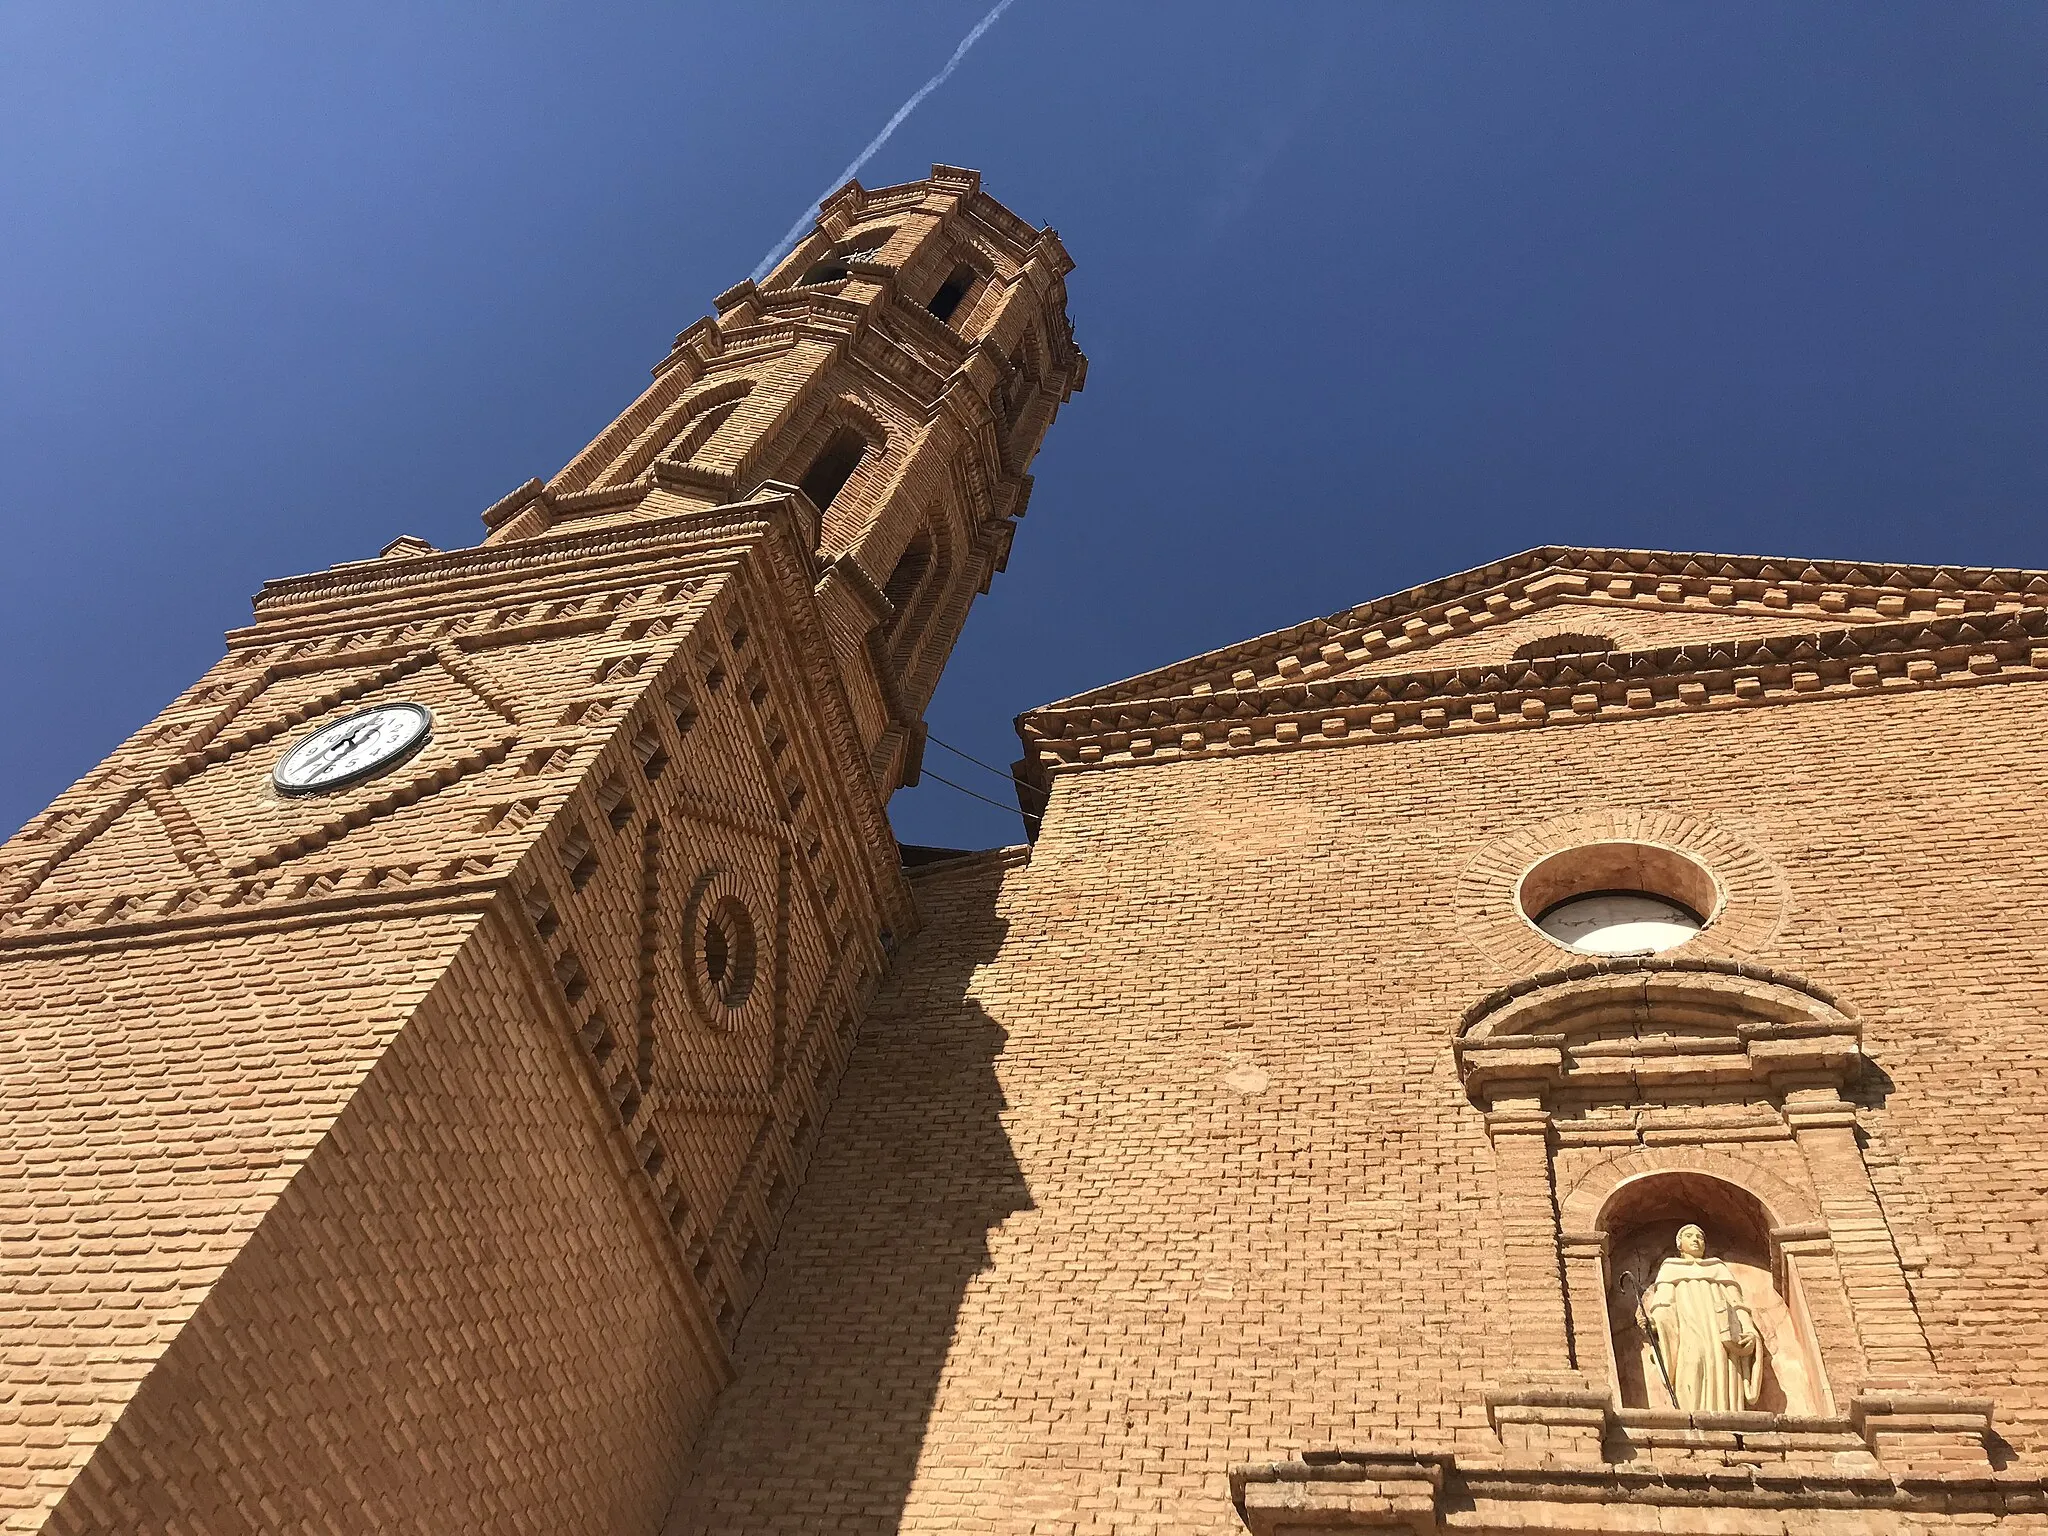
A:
[[318, 721, 378, 763]]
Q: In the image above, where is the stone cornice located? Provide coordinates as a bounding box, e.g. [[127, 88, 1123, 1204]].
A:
[[822, 163, 1075, 276], [1452, 959, 1863, 1106], [1017, 607, 2048, 778], [1459, 955, 1845, 1036]]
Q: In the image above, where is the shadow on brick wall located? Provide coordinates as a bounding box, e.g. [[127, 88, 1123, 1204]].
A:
[[665, 852, 1029, 1535]]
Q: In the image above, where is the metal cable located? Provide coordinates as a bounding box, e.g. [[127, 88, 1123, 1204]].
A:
[[915, 767, 1023, 818]]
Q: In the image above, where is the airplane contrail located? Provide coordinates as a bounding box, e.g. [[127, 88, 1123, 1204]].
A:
[[749, 0, 1021, 283]]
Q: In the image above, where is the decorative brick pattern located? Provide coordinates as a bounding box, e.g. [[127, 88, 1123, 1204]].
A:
[[1049, 549, 2048, 709], [0, 166, 1083, 1533]]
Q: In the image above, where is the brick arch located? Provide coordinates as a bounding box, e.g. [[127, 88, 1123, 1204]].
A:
[[1457, 957, 1854, 1044], [1559, 1144, 1821, 1236], [879, 519, 941, 630], [1454, 806, 1790, 973], [772, 394, 896, 542], [814, 392, 891, 453], [603, 378, 758, 489], [999, 326, 1046, 438]]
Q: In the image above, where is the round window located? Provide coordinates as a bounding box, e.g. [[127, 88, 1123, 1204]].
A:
[[695, 896, 757, 1012], [1534, 890, 1703, 955], [1516, 841, 1719, 957]]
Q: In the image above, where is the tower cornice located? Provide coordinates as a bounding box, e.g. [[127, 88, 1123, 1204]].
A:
[[6, 490, 915, 956], [253, 494, 823, 624]]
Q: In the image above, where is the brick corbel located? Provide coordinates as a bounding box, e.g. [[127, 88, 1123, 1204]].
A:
[[652, 457, 742, 500], [1485, 1383, 1612, 1465], [1850, 1392, 1999, 1475], [814, 551, 895, 635], [1232, 1454, 1447, 1536]]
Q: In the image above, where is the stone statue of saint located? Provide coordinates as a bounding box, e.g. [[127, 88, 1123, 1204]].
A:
[[1640, 1224, 1765, 1413]]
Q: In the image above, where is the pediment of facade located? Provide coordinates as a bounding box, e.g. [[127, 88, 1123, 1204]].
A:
[[1042, 545, 2048, 710], [1323, 594, 1813, 679], [1015, 546, 2048, 786]]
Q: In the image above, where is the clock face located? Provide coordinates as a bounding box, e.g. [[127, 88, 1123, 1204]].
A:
[[273, 704, 433, 796], [1535, 891, 1701, 956]]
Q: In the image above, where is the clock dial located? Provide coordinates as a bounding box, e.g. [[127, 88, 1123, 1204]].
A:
[[273, 704, 433, 796], [1534, 891, 1701, 956]]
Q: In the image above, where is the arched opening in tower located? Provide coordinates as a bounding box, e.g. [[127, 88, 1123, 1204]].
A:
[[797, 428, 869, 512]]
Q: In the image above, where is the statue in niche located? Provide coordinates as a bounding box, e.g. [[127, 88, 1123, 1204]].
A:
[[1638, 1224, 1766, 1413]]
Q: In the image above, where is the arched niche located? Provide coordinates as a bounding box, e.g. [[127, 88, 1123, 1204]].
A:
[[602, 379, 756, 490], [1452, 957, 1942, 1419], [1596, 1170, 1831, 1417]]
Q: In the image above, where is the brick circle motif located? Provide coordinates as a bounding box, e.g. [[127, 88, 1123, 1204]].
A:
[[681, 869, 769, 1033], [700, 897, 757, 1009], [1455, 808, 1789, 973]]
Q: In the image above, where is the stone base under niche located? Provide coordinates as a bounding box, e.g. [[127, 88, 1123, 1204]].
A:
[[1233, 1396, 2032, 1536], [1232, 1448, 2044, 1536]]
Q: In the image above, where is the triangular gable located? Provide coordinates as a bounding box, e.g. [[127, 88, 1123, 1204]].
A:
[[1327, 598, 1806, 680], [1043, 546, 2048, 708]]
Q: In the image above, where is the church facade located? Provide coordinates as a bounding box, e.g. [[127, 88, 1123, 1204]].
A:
[[701, 539, 2048, 1535], [2, 168, 2045, 1535]]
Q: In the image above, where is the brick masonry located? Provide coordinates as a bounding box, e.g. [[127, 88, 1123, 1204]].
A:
[[6, 153, 2046, 1536], [0, 167, 1083, 1533], [677, 565, 2048, 1533]]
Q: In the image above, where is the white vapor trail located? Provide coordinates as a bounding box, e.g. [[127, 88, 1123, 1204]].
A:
[[749, 0, 1021, 283]]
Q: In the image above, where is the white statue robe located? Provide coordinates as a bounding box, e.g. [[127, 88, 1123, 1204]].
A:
[[1644, 1256, 1764, 1413]]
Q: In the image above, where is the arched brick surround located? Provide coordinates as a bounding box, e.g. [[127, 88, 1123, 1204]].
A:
[[1454, 807, 1790, 972], [1453, 959, 1954, 1428], [1560, 1145, 1822, 1235]]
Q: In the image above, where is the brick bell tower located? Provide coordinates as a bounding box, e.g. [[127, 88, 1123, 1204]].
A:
[[0, 166, 1083, 1534]]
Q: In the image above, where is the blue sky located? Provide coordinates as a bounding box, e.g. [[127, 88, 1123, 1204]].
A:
[[4, 3, 2046, 849]]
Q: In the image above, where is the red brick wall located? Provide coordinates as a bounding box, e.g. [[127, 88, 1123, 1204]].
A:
[[674, 681, 2048, 1533], [0, 912, 476, 1531], [41, 916, 727, 1535]]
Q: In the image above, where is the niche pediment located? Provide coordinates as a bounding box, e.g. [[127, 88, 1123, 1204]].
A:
[[1454, 960, 1861, 1107], [1443, 955, 2000, 1487]]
